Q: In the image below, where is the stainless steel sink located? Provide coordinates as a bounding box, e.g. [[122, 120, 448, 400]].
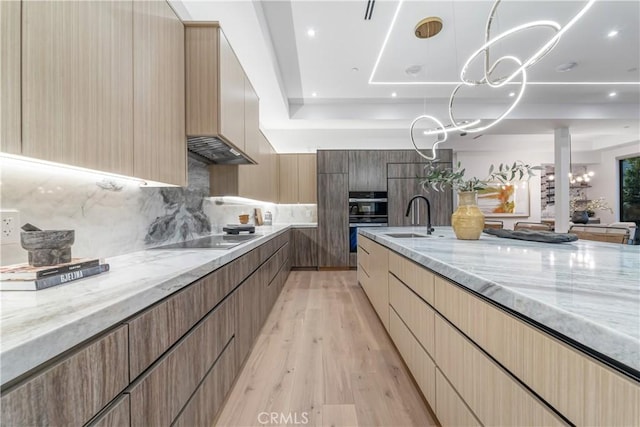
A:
[[384, 233, 430, 239]]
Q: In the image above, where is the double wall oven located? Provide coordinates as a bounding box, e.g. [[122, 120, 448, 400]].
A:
[[349, 191, 388, 252]]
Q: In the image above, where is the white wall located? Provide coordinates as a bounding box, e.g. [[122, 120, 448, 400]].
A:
[[589, 141, 640, 224], [455, 151, 553, 230]]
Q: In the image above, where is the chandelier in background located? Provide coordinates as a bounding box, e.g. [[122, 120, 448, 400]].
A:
[[410, 0, 597, 160]]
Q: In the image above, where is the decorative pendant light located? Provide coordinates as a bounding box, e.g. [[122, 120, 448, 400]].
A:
[[410, 0, 596, 160]]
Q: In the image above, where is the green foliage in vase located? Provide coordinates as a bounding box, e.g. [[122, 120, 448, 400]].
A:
[[419, 160, 542, 193]]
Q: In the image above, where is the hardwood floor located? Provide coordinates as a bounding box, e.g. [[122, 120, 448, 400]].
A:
[[216, 271, 438, 426]]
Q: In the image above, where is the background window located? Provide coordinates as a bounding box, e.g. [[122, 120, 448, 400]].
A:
[[620, 156, 640, 225]]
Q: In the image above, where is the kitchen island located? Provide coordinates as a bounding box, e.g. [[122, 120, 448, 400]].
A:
[[358, 226, 639, 426], [0, 225, 298, 426]]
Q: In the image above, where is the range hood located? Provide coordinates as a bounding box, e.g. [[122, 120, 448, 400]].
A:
[[187, 136, 254, 165]]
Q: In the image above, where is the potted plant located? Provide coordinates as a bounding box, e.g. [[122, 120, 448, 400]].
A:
[[420, 161, 541, 240], [570, 196, 613, 223]]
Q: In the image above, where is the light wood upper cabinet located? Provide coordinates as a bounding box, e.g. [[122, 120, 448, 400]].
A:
[[133, 0, 186, 186], [278, 154, 298, 203], [211, 131, 279, 202], [218, 29, 245, 152], [0, 0, 21, 154], [244, 78, 260, 161], [21, 0, 134, 175], [186, 24, 255, 160], [278, 153, 317, 203]]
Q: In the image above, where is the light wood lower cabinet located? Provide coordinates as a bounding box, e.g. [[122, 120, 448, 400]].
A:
[[389, 308, 437, 407], [389, 274, 435, 356], [128, 292, 236, 427], [88, 395, 131, 427], [359, 239, 639, 426], [434, 275, 640, 426], [434, 314, 566, 426], [358, 236, 389, 330], [435, 368, 481, 427], [0, 326, 129, 426], [388, 251, 434, 306]]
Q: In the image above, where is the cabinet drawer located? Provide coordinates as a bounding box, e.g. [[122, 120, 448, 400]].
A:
[[435, 368, 481, 427], [172, 338, 237, 427], [389, 309, 436, 407], [389, 251, 434, 305], [128, 294, 236, 427], [434, 275, 640, 426], [87, 394, 130, 427], [129, 258, 238, 379], [357, 234, 375, 254], [357, 244, 370, 276], [1, 325, 128, 426], [434, 315, 566, 426], [389, 274, 435, 357]]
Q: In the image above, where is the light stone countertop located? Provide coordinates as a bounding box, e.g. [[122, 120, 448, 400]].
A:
[[0, 225, 291, 386], [360, 226, 640, 380]]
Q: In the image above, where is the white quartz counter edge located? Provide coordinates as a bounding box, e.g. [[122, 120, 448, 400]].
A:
[[0, 225, 291, 386], [360, 227, 640, 378]]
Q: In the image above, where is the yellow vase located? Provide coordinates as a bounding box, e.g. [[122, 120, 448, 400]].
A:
[[451, 191, 485, 240]]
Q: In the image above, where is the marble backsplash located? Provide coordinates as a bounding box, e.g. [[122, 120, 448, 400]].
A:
[[0, 156, 316, 266]]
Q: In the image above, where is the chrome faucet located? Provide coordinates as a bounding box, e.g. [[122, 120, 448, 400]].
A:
[[405, 195, 435, 235]]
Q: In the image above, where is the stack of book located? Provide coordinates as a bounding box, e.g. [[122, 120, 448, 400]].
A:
[[0, 258, 110, 291]]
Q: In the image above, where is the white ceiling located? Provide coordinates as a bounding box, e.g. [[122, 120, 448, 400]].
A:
[[175, 0, 640, 154]]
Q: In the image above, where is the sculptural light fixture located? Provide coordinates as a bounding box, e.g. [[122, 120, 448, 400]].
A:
[[409, 0, 596, 160]]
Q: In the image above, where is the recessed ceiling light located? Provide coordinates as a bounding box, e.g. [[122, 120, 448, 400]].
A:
[[311, 92, 317, 97], [624, 125, 630, 128], [607, 29, 619, 38], [609, 91, 617, 97], [415, 17, 443, 39], [391, 92, 397, 97], [628, 67, 638, 73], [405, 65, 423, 76], [555, 62, 578, 73], [351, 67, 359, 72], [307, 28, 316, 37], [508, 92, 516, 97]]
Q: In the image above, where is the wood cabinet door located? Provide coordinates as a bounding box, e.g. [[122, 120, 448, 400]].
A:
[[128, 294, 236, 427], [278, 154, 299, 203], [218, 28, 245, 152], [348, 150, 388, 191], [172, 339, 238, 427], [1, 0, 21, 154], [318, 173, 349, 267], [244, 77, 260, 162], [1, 326, 129, 426], [133, 0, 186, 186], [292, 227, 318, 267], [185, 25, 218, 136], [87, 395, 130, 427], [21, 0, 133, 175], [317, 150, 348, 173], [388, 175, 452, 227], [298, 153, 317, 203]]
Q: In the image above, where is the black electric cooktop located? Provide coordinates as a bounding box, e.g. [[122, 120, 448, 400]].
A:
[[151, 233, 259, 250]]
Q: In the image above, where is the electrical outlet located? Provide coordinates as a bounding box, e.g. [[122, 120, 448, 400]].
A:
[[1, 210, 21, 245]]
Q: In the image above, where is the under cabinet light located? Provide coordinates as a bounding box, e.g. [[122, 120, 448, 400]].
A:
[[0, 153, 176, 187]]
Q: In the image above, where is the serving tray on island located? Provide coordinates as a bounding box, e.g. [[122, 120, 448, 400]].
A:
[[483, 228, 578, 243]]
